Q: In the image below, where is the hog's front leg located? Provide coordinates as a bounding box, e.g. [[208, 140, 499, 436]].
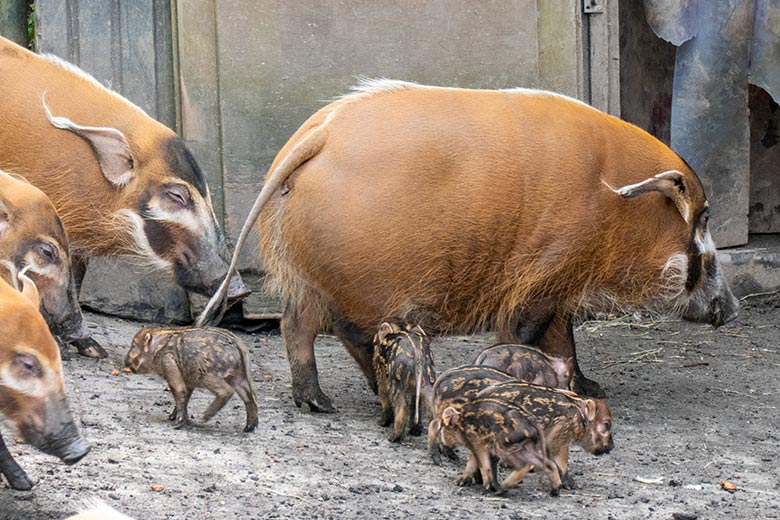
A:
[[0, 433, 33, 491], [160, 354, 191, 429]]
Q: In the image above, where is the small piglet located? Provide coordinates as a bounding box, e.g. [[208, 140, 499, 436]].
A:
[[373, 320, 436, 442], [125, 326, 258, 432], [473, 344, 574, 390], [476, 381, 613, 489], [437, 397, 562, 496], [427, 365, 514, 464]]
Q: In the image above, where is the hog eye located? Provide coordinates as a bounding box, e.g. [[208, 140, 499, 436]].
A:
[[165, 185, 191, 207], [603, 421, 612, 430], [13, 353, 42, 378], [699, 210, 710, 227], [36, 241, 59, 263]]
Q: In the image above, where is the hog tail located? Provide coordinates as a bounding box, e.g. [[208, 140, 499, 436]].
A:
[[195, 123, 329, 326]]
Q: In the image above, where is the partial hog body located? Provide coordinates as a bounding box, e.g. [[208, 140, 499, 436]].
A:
[[0, 170, 86, 343], [205, 78, 739, 411], [0, 272, 90, 490], [437, 398, 562, 496], [373, 321, 435, 442], [125, 326, 258, 432], [427, 365, 514, 464], [477, 381, 613, 489], [0, 37, 247, 308], [473, 344, 574, 390]]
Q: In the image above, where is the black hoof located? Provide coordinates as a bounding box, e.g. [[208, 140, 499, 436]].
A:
[[573, 374, 605, 398], [72, 337, 109, 359], [293, 387, 337, 413], [3, 470, 34, 491]]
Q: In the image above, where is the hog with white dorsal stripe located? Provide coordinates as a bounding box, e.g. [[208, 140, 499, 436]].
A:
[[200, 79, 739, 411]]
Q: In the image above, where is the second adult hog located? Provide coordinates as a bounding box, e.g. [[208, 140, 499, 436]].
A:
[[125, 326, 258, 432], [373, 320, 436, 442], [473, 344, 574, 390], [427, 365, 515, 464]]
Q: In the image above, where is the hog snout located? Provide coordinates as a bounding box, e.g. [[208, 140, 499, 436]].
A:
[[593, 436, 614, 456], [20, 397, 90, 465]]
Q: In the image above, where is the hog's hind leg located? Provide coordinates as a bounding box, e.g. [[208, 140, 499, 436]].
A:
[[202, 379, 236, 424], [283, 300, 336, 413]]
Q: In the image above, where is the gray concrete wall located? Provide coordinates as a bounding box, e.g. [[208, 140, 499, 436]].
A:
[[183, 0, 584, 272], [0, 0, 26, 45]]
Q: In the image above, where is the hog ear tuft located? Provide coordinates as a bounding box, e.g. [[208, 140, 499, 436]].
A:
[[605, 170, 691, 223], [143, 332, 152, 347], [43, 95, 135, 188], [583, 399, 597, 423], [441, 406, 460, 426]]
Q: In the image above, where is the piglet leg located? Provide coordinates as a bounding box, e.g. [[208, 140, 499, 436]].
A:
[[160, 355, 191, 429], [234, 379, 259, 433]]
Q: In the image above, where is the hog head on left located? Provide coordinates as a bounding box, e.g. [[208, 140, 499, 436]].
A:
[[0, 272, 90, 490]]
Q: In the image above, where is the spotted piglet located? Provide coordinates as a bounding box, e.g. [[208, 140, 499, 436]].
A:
[[125, 326, 258, 432], [437, 397, 563, 496], [473, 344, 574, 390], [427, 365, 514, 464], [373, 320, 436, 442], [476, 381, 613, 490]]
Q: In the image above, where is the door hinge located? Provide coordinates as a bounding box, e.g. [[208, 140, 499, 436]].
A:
[[584, 0, 604, 14]]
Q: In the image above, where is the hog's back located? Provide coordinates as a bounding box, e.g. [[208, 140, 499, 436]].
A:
[[258, 85, 684, 332]]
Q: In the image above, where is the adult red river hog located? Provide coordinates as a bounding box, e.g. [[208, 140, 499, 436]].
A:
[[0, 169, 86, 346], [0, 268, 90, 490], [0, 37, 248, 357], [200, 79, 739, 411]]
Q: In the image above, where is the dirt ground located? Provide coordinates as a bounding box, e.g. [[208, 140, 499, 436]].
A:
[[1, 295, 778, 520]]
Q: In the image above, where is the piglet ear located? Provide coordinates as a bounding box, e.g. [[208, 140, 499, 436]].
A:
[[43, 95, 135, 188], [441, 406, 461, 426], [376, 322, 394, 343], [411, 324, 427, 337], [582, 399, 597, 423], [605, 170, 691, 223]]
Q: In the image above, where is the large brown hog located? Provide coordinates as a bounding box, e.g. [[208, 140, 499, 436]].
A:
[[0, 169, 86, 343], [201, 79, 739, 411], [0, 269, 90, 490], [0, 36, 247, 355]]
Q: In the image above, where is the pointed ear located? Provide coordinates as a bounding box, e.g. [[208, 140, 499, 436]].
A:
[[581, 399, 597, 423], [605, 170, 691, 223], [18, 267, 41, 308], [411, 324, 427, 337], [376, 322, 394, 343], [43, 95, 135, 187], [441, 406, 461, 426]]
